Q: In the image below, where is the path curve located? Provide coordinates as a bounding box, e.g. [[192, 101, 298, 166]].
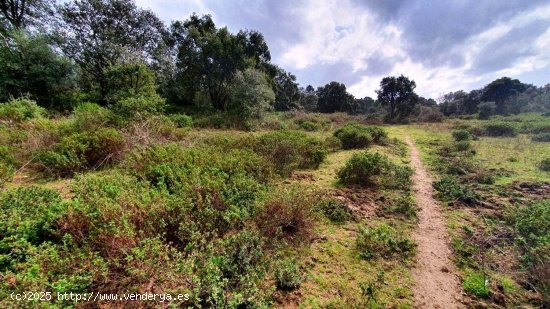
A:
[[406, 136, 463, 308]]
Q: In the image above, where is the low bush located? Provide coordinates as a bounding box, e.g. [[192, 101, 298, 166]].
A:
[[254, 185, 317, 245], [356, 223, 415, 260], [538, 158, 550, 172], [381, 195, 416, 219], [111, 93, 165, 122], [433, 176, 479, 205], [0, 162, 14, 186], [274, 258, 302, 290], [0, 186, 65, 270], [72, 102, 114, 131], [36, 128, 125, 177], [170, 114, 193, 128], [297, 120, 320, 131], [452, 130, 471, 141], [532, 133, 550, 142], [454, 140, 472, 152], [333, 123, 387, 149], [338, 152, 412, 189], [315, 198, 354, 223], [0, 97, 45, 123], [483, 122, 517, 137]]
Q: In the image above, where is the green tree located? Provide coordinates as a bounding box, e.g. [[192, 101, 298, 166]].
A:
[[104, 62, 157, 103], [228, 68, 274, 122], [376, 75, 418, 121], [481, 77, 529, 114], [0, 0, 53, 31], [169, 14, 271, 110], [55, 0, 167, 103], [0, 30, 77, 110], [273, 66, 300, 111], [316, 81, 354, 113]]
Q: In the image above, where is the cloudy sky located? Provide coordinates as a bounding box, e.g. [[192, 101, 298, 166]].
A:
[[136, 0, 550, 99]]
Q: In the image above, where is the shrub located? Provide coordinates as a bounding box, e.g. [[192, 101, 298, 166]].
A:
[[452, 130, 471, 141], [36, 128, 125, 177], [463, 271, 490, 298], [356, 223, 416, 260], [254, 131, 327, 176], [170, 114, 193, 128], [478, 102, 495, 120], [0, 162, 14, 186], [539, 158, 550, 172], [316, 198, 353, 223], [433, 176, 479, 205], [254, 185, 317, 245], [0, 97, 45, 123], [454, 140, 472, 152], [0, 186, 65, 269], [333, 123, 387, 149], [338, 152, 412, 189], [298, 120, 319, 131], [218, 230, 265, 286], [274, 258, 302, 290], [417, 105, 443, 122], [532, 133, 550, 142], [483, 122, 517, 137], [381, 195, 417, 219], [111, 93, 165, 122], [72, 102, 113, 131]]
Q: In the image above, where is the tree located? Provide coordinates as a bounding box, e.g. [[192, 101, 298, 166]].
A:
[[55, 0, 167, 103], [104, 62, 157, 103], [272, 66, 300, 111], [316, 81, 354, 113], [478, 102, 496, 120], [169, 14, 272, 110], [229, 68, 274, 122], [376, 75, 418, 121], [298, 85, 318, 112], [0, 30, 77, 109], [0, 0, 53, 31], [481, 77, 529, 114]]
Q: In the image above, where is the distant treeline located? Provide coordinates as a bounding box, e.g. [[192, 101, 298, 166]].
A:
[[1, 0, 548, 124]]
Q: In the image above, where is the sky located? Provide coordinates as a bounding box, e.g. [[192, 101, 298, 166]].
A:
[[135, 0, 550, 99]]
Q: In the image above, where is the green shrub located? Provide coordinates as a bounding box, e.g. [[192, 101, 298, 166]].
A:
[[463, 271, 490, 298], [483, 122, 517, 137], [333, 123, 387, 149], [0, 186, 65, 269], [170, 114, 193, 128], [36, 128, 125, 177], [539, 158, 550, 172], [433, 176, 479, 205], [274, 258, 302, 290], [452, 130, 471, 141], [381, 195, 417, 219], [218, 230, 265, 286], [454, 140, 472, 152], [298, 120, 319, 131], [316, 198, 353, 223], [254, 130, 327, 176], [72, 102, 113, 131], [111, 93, 165, 121], [477, 102, 495, 120], [532, 133, 550, 142], [356, 223, 415, 260], [338, 152, 412, 189], [0, 162, 14, 186], [0, 97, 45, 123]]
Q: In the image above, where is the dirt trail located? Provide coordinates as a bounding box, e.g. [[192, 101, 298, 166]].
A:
[[406, 136, 463, 308]]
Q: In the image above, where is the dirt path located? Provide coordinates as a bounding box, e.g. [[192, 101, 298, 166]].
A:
[[406, 136, 463, 308]]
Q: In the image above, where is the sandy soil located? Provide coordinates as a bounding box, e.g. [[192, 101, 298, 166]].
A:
[[406, 136, 464, 308]]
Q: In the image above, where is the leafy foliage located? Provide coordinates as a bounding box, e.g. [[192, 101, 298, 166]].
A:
[[0, 97, 45, 123], [356, 223, 416, 260], [433, 176, 479, 205], [338, 152, 412, 189], [274, 258, 302, 290], [333, 123, 387, 149]]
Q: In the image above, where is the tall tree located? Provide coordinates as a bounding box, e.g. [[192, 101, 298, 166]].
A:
[[316, 81, 354, 113], [273, 66, 299, 111], [0, 0, 53, 31], [376, 75, 418, 121], [481, 77, 529, 114], [55, 0, 167, 103], [169, 14, 271, 110]]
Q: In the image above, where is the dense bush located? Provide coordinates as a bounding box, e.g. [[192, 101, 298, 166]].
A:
[[356, 223, 415, 260], [315, 198, 354, 223], [539, 158, 550, 172], [274, 258, 302, 290], [72, 102, 114, 131], [483, 122, 517, 137], [36, 128, 125, 177], [478, 102, 496, 120], [254, 185, 317, 244], [463, 271, 490, 298], [532, 133, 550, 142], [334, 123, 387, 149], [452, 130, 472, 141], [0, 98, 45, 123], [111, 93, 166, 122], [170, 114, 193, 128], [338, 152, 412, 189], [454, 140, 472, 152], [0, 186, 65, 270], [381, 195, 416, 219], [433, 176, 479, 205]]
